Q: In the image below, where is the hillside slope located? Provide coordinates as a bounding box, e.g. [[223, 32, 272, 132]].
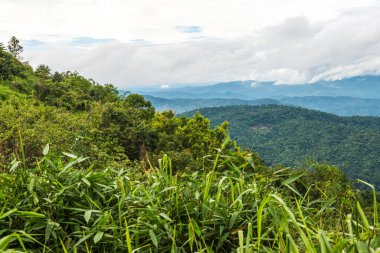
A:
[[183, 105, 380, 186]]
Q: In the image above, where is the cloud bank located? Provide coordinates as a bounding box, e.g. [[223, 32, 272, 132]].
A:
[[19, 5, 380, 88]]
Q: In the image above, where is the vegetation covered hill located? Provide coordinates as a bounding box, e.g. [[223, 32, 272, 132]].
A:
[[0, 42, 235, 172], [0, 38, 379, 252], [183, 105, 380, 187]]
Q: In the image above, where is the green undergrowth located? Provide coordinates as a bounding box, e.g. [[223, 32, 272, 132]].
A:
[[0, 145, 379, 252], [0, 84, 25, 101]]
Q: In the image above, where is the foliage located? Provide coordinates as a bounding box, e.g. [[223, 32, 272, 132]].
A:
[[0, 47, 32, 83], [1, 38, 379, 252], [0, 147, 378, 252], [0, 100, 105, 169], [0, 40, 230, 170], [33, 71, 120, 111], [7, 36, 23, 60], [183, 105, 380, 188]]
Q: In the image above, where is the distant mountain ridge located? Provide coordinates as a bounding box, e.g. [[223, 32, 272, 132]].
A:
[[280, 96, 380, 116], [137, 75, 380, 99], [144, 95, 380, 116], [143, 95, 279, 113], [137, 75, 380, 116]]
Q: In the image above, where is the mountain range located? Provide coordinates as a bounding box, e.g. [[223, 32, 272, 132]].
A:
[[135, 75, 380, 116], [144, 95, 380, 116], [137, 75, 380, 100]]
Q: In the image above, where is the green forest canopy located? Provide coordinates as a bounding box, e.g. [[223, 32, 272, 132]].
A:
[[183, 105, 380, 187]]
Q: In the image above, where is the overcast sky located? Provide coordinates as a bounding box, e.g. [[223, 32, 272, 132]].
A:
[[1, 0, 380, 88]]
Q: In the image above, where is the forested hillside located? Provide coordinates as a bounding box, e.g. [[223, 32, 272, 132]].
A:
[[183, 105, 380, 187], [1, 40, 379, 252], [0, 43, 235, 172]]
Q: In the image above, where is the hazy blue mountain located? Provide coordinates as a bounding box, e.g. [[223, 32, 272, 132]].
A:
[[143, 95, 279, 112], [280, 96, 380, 116], [137, 75, 380, 99], [144, 95, 380, 116]]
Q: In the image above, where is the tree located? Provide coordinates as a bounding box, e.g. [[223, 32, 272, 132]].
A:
[[123, 94, 155, 120], [35, 65, 52, 80], [7, 36, 23, 59], [178, 112, 228, 158], [52, 71, 64, 82], [0, 44, 31, 82]]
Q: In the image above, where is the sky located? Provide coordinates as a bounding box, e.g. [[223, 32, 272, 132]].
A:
[[1, 0, 380, 88]]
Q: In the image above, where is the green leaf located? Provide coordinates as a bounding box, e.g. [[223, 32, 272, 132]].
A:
[[332, 239, 348, 253], [124, 219, 133, 253], [58, 156, 89, 176], [0, 208, 17, 220], [45, 223, 54, 243], [282, 174, 304, 186], [45, 220, 60, 243], [286, 234, 300, 253], [74, 232, 94, 247], [316, 198, 335, 216], [357, 180, 378, 228], [356, 202, 370, 232], [320, 231, 333, 252], [0, 233, 17, 250], [43, 144, 50, 156], [62, 152, 77, 159], [94, 232, 104, 244], [82, 178, 91, 187], [159, 212, 172, 222], [16, 211, 46, 219], [27, 177, 35, 193], [356, 241, 369, 253], [238, 230, 244, 252], [59, 237, 68, 253], [160, 186, 176, 193], [84, 210, 92, 223], [246, 156, 255, 169], [191, 219, 202, 236], [257, 195, 272, 250], [149, 230, 158, 247], [229, 211, 239, 228], [9, 161, 20, 173]]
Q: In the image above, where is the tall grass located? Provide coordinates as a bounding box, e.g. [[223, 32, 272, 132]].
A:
[[0, 145, 379, 252]]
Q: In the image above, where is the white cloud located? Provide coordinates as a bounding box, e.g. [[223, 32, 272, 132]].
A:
[[1, 0, 377, 42], [2, 0, 380, 87], [160, 84, 170, 89]]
